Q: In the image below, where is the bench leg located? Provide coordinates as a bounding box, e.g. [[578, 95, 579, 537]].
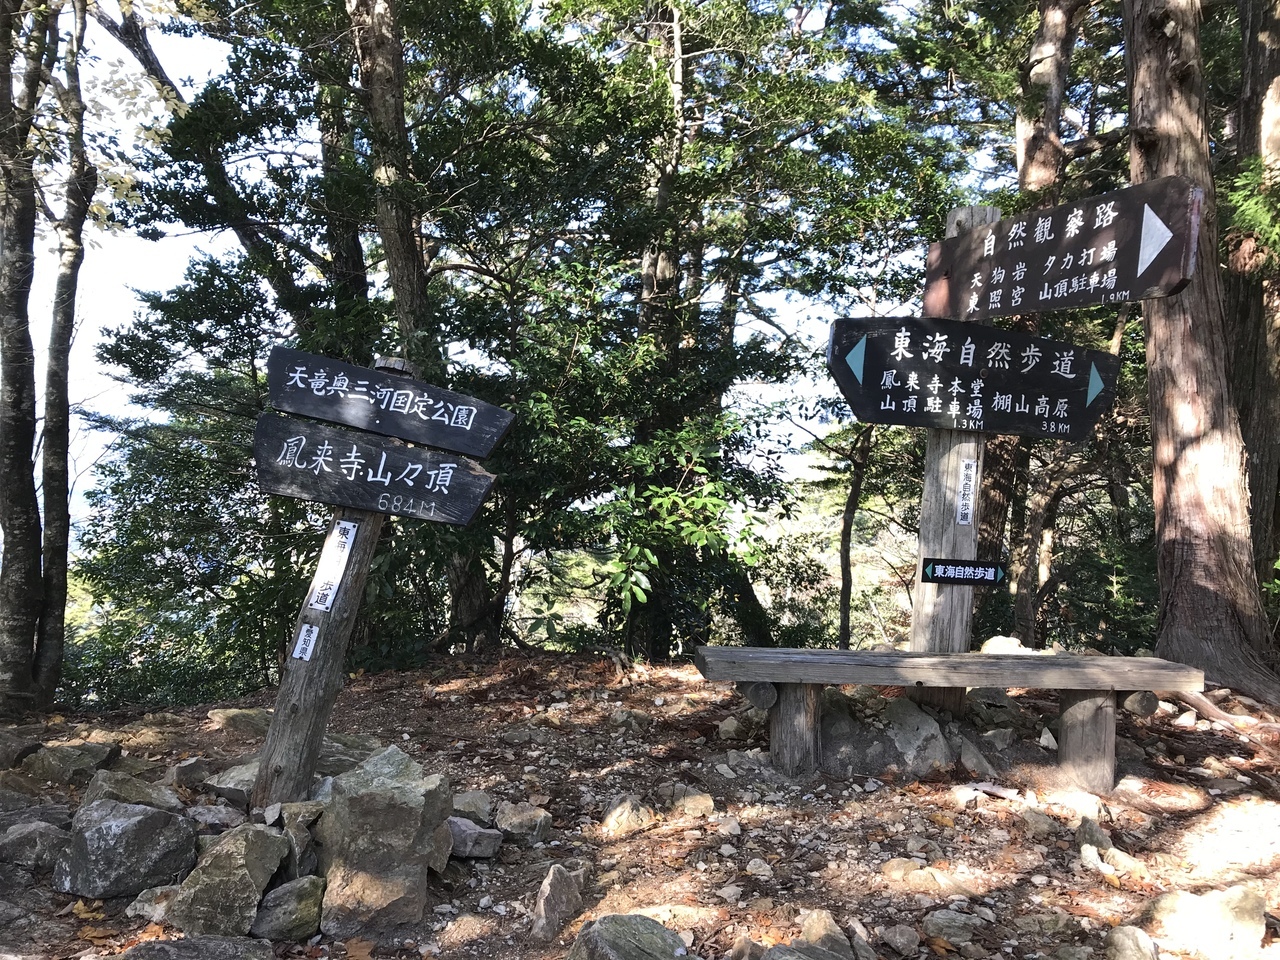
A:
[[769, 683, 821, 776], [1058, 689, 1116, 794]]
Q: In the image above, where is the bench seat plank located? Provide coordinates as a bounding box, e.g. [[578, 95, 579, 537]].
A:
[[696, 647, 1204, 692]]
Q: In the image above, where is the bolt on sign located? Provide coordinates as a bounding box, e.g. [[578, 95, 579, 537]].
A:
[[923, 177, 1201, 322], [827, 315, 1121, 441]]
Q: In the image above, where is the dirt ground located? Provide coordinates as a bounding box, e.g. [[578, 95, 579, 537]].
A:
[[5, 651, 1280, 959]]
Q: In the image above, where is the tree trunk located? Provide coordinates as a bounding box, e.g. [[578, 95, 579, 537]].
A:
[[0, 5, 55, 715], [1123, 0, 1280, 700], [1016, 0, 1089, 195], [35, 0, 96, 705], [838, 426, 875, 650], [1224, 0, 1280, 585]]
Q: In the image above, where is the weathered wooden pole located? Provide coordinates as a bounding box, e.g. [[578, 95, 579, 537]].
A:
[[909, 206, 1001, 715], [251, 357, 410, 808]]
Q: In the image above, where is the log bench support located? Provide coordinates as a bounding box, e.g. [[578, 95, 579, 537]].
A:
[[696, 647, 1204, 790]]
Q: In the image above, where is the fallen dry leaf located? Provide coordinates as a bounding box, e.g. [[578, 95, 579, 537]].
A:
[[927, 935, 957, 955], [344, 937, 378, 959], [71, 899, 106, 920], [77, 924, 117, 945]]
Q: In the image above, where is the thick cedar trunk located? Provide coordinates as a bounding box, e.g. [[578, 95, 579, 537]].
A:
[[35, 0, 96, 705], [1224, 0, 1280, 584], [0, 6, 53, 714], [838, 426, 875, 650], [1124, 0, 1280, 700]]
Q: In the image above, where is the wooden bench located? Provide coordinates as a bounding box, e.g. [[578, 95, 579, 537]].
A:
[[695, 646, 1205, 793]]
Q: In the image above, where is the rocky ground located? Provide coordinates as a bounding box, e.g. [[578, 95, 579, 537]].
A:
[[3, 651, 1280, 960]]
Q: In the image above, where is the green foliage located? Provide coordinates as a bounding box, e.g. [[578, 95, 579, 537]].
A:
[[1222, 157, 1280, 275]]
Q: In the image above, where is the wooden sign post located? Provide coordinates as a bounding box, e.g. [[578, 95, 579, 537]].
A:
[[250, 351, 513, 807]]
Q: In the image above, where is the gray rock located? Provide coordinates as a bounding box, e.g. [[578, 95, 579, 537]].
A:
[[206, 708, 272, 737], [1121, 691, 1159, 717], [1103, 925, 1158, 960], [82, 770, 185, 814], [608, 709, 652, 733], [566, 913, 689, 959], [0, 864, 34, 895], [203, 761, 259, 810], [881, 924, 921, 955], [453, 789, 493, 825], [800, 909, 854, 960], [116, 935, 275, 960], [314, 746, 453, 938], [1144, 885, 1266, 959], [1020, 809, 1059, 839], [165, 757, 216, 788], [184, 803, 248, 833], [167, 823, 288, 935], [0, 730, 40, 769], [982, 728, 1017, 751], [447, 816, 503, 858], [920, 909, 983, 945], [0, 787, 31, 812], [20, 745, 114, 787], [957, 737, 999, 779], [0, 802, 70, 833], [654, 782, 715, 818], [821, 696, 955, 781], [730, 932, 767, 960], [0, 898, 25, 924], [495, 800, 552, 845], [601, 795, 656, 837], [719, 717, 749, 741], [126, 885, 180, 923], [1075, 816, 1113, 851], [0, 821, 69, 872], [278, 802, 322, 880], [250, 875, 325, 941], [531, 863, 584, 940], [761, 947, 845, 960], [54, 799, 197, 899]]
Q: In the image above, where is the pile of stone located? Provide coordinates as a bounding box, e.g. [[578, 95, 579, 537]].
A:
[[0, 720, 533, 953]]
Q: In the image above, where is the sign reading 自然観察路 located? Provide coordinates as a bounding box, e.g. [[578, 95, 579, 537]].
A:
[[827, 316, 1120, 441], [922, 176, 1201, 322]]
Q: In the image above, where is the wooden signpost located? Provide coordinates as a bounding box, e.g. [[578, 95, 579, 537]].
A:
[[826, 184, 1199, 716], [250, 351, 512, 806]]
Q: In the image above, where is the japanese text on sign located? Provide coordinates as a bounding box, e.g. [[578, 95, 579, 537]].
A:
[[284, 363, 478, 430], [293, 624, 319, 661], [956, 459, 977, 526], [307, 520, 360, 612]]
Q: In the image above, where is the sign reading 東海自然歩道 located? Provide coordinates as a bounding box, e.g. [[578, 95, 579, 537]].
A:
[[266, 346, 515, 459], [923, 176, 1201, 322], [921, 558, 1008, 586], [827, 316, 1120, 441]]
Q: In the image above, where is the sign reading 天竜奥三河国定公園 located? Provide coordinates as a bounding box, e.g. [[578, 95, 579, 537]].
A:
[[827, 315, 1121, 441], [266, 345, 515, 459]]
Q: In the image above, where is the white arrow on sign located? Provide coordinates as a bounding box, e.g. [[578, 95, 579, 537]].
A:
[[1137, 203, 1174, 277]]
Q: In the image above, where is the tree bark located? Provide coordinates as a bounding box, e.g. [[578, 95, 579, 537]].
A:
[[0, 5, 55, 715], [838, 426, 875, 650], [1123, 0, 1280, 701], [1224, 0, 1280, 585], [35, 0, 96, 705], [1017, 0, 1090, 195]]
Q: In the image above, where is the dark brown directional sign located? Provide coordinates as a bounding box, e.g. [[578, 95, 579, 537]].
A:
[[254, 414, 495, 525], [922, 559, 1007, 585], [267, 346, 514, 459], [828, 316, 1120, 440], [923, 177, 1202, 321]]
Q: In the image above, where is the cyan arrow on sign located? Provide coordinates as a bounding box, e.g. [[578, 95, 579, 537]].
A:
[[845, 336, 867, 385], [1087, 363, 1105, 406]]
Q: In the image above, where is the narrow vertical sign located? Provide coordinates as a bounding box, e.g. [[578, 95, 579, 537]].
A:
[[293, 624, 320, 661], [307, 520, 360, 612], [956, 458, 977, 526]]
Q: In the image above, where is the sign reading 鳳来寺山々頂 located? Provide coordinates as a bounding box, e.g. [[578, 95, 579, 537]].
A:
[[266, 346, 515, 459], [827, 316, 1120, 440], [922, 176, 1201, 321], [254, 414, 496, 525]]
